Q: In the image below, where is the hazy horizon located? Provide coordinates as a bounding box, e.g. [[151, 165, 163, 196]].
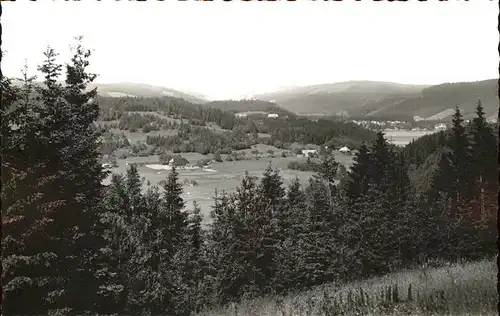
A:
[[3, 1, 498, 100]]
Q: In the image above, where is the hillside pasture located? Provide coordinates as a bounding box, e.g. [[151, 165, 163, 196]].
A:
[[384, 129, 435, 147], [107, 128, 178, 144], [199, 258, 496, 316], [103, 146, 354, 222]]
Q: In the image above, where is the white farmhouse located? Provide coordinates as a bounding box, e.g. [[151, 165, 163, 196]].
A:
[[301, 149, 318, 158], [339, 146, 351, 154]]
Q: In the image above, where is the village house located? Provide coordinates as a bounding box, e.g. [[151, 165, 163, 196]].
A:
[[339, 146, 351, 155], [301, 149, 318, 158]]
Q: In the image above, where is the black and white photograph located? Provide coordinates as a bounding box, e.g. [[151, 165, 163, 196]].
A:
[[1, 0, 498, 315]]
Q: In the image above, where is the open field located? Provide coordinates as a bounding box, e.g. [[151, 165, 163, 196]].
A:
[[103, 144, 354, 222], [199, 258, 496, 316], [384, 129, 435, 147]]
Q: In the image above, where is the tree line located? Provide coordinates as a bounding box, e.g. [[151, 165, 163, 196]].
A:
[[2, 42, 496, 316], [99, 95, 238, 130]]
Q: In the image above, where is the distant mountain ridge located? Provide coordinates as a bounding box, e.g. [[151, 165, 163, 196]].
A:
[[253, 79, 498, 121], [204, 99, 296, 117], [11, 78, 497, 122], [10, 80, 209, 105], [88, 82, 208, 104], [254, 81, 429, 116]]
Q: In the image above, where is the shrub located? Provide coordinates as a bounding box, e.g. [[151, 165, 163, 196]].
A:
[[287, 160, 319, 172], [213, 152, 223, 162], [159, 152, 174, 165], [172, 155, 189, 167], [183, 179, 198, 186], [160, 153, 189, 167], [251, 149, 260, 159], [196, 158, 212, 168]]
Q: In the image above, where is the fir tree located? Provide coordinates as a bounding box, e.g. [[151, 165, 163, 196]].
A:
[[126, 163, 144, 214], [177, 202, 206, 313], [297, 177, 340, 287], [345, 142, 371, 204], [161, 166, 188, 252], [255, 165, 285, 293], [469, 99, 497, 229], [206, 191, 249, 305], [447, 106, 472, 210]]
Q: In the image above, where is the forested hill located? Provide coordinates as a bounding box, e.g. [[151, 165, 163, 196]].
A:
[[253, 81, 427, 117], [402, 105, 498, 193], [98, 95, 239, 130], [97, 95, 377, 152], [88, 82, 208, 104], [204, 99, 296, 117], [10, 80, 209, 105], [253, 79, 497, 121], [361, 79, 498, 121]]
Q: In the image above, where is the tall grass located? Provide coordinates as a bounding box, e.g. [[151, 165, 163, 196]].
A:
[[198, 259, 496, 316]]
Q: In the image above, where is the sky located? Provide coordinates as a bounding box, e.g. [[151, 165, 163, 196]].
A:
[[2, 0, 498, 100]]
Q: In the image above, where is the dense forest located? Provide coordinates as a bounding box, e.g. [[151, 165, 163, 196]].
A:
[[97, 94, 377, 158], [204, 99, 294, 117], [99, 95, 238, 130], [254, 80, 497, 122], [1, 42, 497, 316]]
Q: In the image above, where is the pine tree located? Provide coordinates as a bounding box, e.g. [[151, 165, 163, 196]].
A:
[[161, 167, 187, 251], [336, 163, 349, 200], [147, 166, 188, 314], [446, 106, 472, 213], [206, 190, 249, 306], [317, 152, 339, 184], [297, 177, 340, 288], [469, 99, 497, 230], [126, 163, 144, 214], [370, 132, 393, 192], [2, 42, 118, 315], [176, 202, 206, 313], [1, 67, 51, 315], [275, 177, 306, 292], [316, 152, 339, 200], [100, 175, 130, 314], [345, 142, 371, 204], [255, 164, 285, 293], [58, 39, 118, 314], [340, 183, 393, 277]]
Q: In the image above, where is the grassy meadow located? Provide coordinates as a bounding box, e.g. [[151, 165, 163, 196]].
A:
[[199, 259, 497, 316], [384, 129, 435, 147], [103, 144, 355, 222]]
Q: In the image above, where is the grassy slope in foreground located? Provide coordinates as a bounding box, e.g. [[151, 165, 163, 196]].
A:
[[199, 259, 496, 316]]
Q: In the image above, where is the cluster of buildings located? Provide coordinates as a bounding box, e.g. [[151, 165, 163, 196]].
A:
[[234, 112, 279, 119], [434, 123, 447, 131], [299, 146, 352, 158], [350, 120, 408, 129]]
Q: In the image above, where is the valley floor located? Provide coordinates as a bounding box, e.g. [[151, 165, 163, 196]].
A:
[[199, 258, 496, 316], [102, 144, 355, 223]]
